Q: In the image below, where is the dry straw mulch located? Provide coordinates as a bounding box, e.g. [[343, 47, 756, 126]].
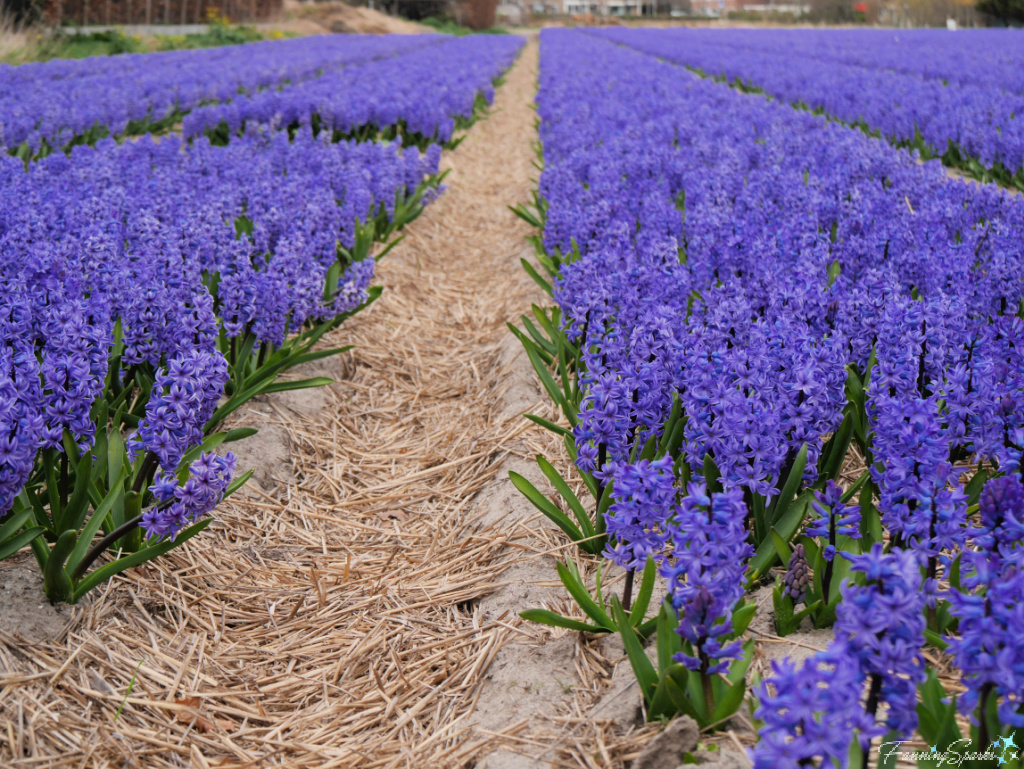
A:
[[0, 39, 586, 769]]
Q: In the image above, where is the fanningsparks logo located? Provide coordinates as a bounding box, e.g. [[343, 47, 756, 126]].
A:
[[880, 735, 1020, 766]]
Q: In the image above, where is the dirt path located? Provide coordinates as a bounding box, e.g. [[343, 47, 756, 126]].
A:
[[0, 37, 576, 769]]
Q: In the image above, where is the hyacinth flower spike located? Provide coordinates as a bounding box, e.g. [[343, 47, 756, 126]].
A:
[[517, 429, 684, 637], [750, 643, 874, 769], [772, 543, 822, 637], [946, 474, 1024, 751], [15, 348, 252, 604], [836, 545, 927, 766], [759, 545, 928, 767], [26, 433, 244, 605], [610, 483, 756, 727]]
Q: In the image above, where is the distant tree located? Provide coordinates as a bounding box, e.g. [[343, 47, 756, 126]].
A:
[[976, 0, 1024, 23], [2, 0, 42, 25], [808, 0, 854, 21]]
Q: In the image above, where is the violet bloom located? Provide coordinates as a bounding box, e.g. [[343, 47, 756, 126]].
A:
[[128, 350, 229, 472], [971, 316, 1024, 474], [807, 480, 861, 562], [6, 34, 445, 152], [604, 455, 676, 572], [751, 642, 873, 769], [37, 295, 113, 452], [329, 258, 375, 317], [835, 544, 926, 740], [0, 344, 44, 515], [679, 319, 786, 499], [142, 452, 236, 541], [869, 293, 969, 562], [948, 475, 1024, 729], [663, 483, 753, 674], [573, 370, 630, 478]]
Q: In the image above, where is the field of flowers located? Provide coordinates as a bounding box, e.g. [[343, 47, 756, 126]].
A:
[[6, 21, 1024, 769], [0, 32, 522, 605], [509, 27, 1024, 768], [0, 33, 521, 157], [590, 27, 1024, 192]]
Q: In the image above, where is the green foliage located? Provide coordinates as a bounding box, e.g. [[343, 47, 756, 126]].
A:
[[613, 597, 754, 727], [520, 556, 659, 636], [3, 23, 287, 66], [420, 17, 509, 35], [914, 671, 1024, 769], [11, 29, 140, 62], [20, 424, 248, 604]]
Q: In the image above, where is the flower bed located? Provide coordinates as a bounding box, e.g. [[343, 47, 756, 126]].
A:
[[590, 27, 1024, 192], [0, 32, 522, 606], [1, 34, 440, 156], [183, 35, 525, 149], [511, 28, 1024, 765]]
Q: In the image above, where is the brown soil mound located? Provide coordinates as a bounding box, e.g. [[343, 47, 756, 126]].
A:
[[283, 0, 429, 34]]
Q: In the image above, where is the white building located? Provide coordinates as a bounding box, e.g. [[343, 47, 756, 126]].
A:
[[522, 0, 643, 13]]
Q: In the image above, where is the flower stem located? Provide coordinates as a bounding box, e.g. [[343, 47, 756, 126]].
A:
[[60, 452, 69, 510], [978, 682, 995, 751], [622, 569, 635, 612], [862, 673, 883, 767], [699, 647, 715, 720], [132, 452, 159, 494], [71, 513, 144, 582], [595, 442, 608, 507], [822, 509, 837, 604]]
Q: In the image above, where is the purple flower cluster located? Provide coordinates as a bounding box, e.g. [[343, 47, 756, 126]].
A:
[[0, 130, 440, 365], [128, 351, 229, 472], [751, 644, 873, 769], [536, 27, 1024, 540], [591, 27, 1024, 177], [807, 481, 861, 561], [1, 34, 440, 152], [868, 294, 969, 561], [755, 547, 926, 764], [530, 26, 1024, 748], [143, 452, 237, 540], [663, 483, 753, 674], [835, 545, 926, 738], [0, 293, 44, 515], [969, 317, 1024, 474], [605, 455, 676, 571], [183, 36, 523, 144], [37, 293, 113, 451], [654, 28, 1024, 96], [679, 302, 846, 496], [0, 72, 450, 521], [948, 475, 1024, 727], [574, 370, 630, 475]]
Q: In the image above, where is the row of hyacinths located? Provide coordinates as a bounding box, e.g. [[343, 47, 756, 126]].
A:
[[0, 33, 523, 605], [1, 35, 436, 155], [510, 28, 1024, 768], [588, 27, 1024, 193], [2, 33, 522, 159]]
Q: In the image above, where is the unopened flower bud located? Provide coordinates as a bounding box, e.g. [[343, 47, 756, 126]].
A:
[[784, 544, 812, 604]]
